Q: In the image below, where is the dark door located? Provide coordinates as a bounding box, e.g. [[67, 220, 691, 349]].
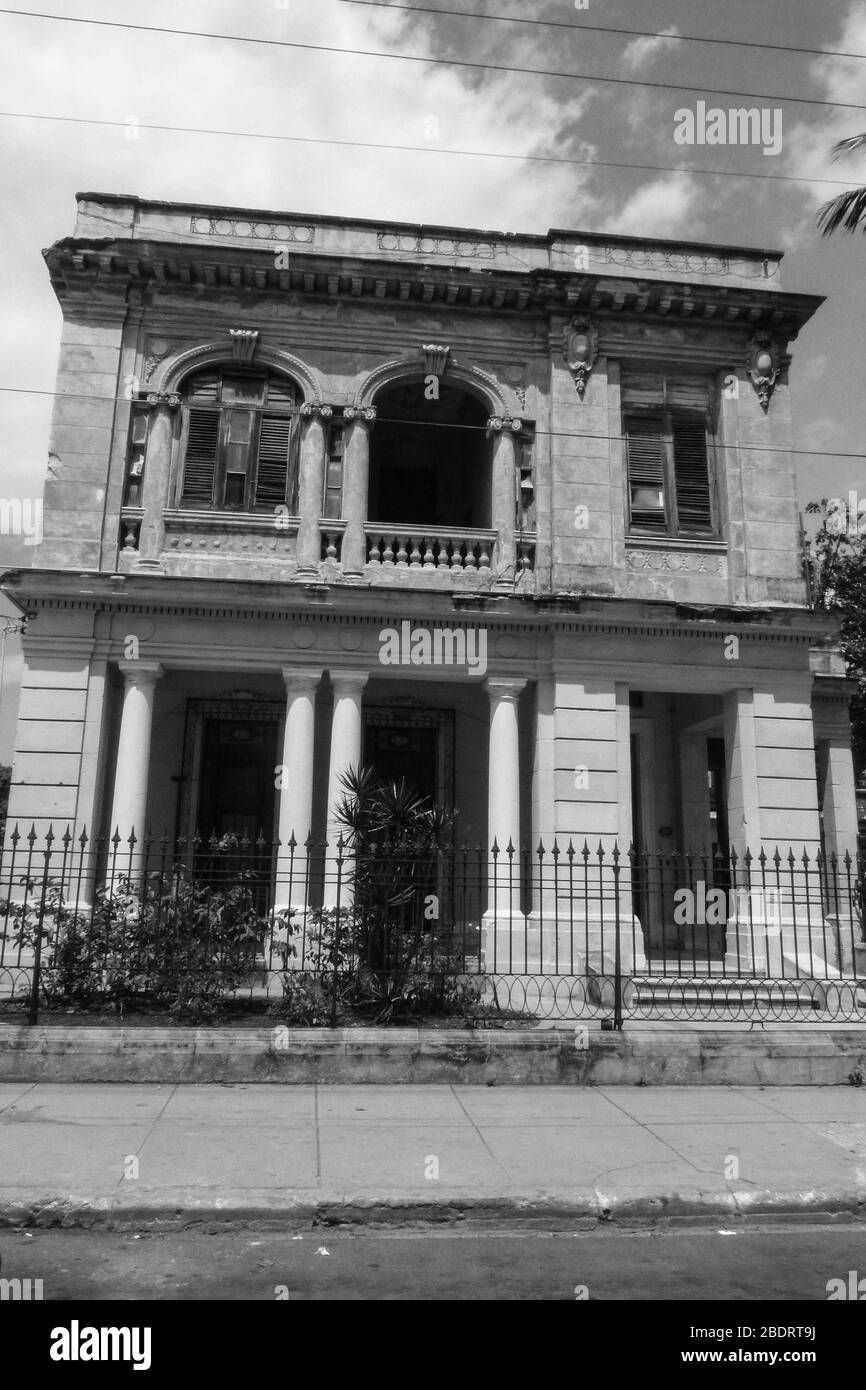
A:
[[197, 718, 279, 842], [363, 722, 439, 803]]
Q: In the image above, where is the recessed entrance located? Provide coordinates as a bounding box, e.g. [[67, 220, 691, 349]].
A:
[[362, 707, 455, 810]]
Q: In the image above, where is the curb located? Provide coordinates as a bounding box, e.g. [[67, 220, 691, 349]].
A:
[[2, 1188, 865, 1232], [1, 1024, 866, 1085]]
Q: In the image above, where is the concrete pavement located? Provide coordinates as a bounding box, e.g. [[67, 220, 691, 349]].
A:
[[1, 1081, 865, 1229]]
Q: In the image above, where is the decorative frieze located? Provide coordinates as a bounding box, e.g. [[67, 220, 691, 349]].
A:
[[190, 216, 314, 242], [377, 232, 496, 258], [627, 549, 725, 575]]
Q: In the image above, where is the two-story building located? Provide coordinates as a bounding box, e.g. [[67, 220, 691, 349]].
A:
[[0, 192, 859, 980]]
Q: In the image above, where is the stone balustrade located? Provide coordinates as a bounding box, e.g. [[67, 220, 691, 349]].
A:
[[364, 525, 498, 572]]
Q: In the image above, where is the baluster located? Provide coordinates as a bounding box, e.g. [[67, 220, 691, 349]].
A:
[[368, 534, 381, 565], [396, 535, 409, 566], [409, 536, 423, 568], [422, 537, 436, 570], [382, 535, 395, 565], [436, 537, 450, 569], [464, 540, 478, 570], [323, 530, 338, 561], [450, 537, 464, 569], [478, 537, 491, 569]]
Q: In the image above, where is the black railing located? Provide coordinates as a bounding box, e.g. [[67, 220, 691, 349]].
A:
[[0, 824, 864, 1025]]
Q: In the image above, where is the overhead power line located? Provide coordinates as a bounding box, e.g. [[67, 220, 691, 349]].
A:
[[0, 386, 859, 464], [0, 110, 858, 191], [0, 7, 864, 113], [340, 0, 866, 64]]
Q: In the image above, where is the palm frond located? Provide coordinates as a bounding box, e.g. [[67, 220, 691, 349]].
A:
[[817, 187, 866, 236], [829, 132, 866, 161]]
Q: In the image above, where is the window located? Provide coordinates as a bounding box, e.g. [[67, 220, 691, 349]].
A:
[[623, 372, 717, 538], [124, 406, 148, 505], [178, 369, 300, 511]]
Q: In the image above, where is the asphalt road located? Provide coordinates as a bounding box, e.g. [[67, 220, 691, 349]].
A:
[[2, 1221, 866, 1300]]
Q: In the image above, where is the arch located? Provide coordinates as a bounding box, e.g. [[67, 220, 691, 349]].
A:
[[354, 354, 522, 418], [154, 341, 323, 404]]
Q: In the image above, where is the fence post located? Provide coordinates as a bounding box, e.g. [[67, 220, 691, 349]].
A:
[[330, 835, 345, 1029], [612, 842, 623, 1031], [27, 826, 55, 1026]]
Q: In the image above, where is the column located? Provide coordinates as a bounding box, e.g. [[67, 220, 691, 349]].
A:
[[723, 688, 762, 859], [340, 406, 376, 577], [323, 671, 369, 906], [295, 406, 329, 575], [107, 660, 163, 878], [483, 678, 526, 966], [274, 668, 322, 918], [137, 392, 180, 569], [488, 416, 520, 587]]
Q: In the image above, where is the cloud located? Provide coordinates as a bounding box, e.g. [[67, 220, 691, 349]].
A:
[[607, 171, 700, 238], [620, 27, 680, 72]]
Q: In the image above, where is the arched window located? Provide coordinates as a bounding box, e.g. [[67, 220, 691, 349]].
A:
[[178, 368, 300, 512], [368, 380, 492, 529]]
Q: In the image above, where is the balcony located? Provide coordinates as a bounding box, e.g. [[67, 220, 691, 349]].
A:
[[362, 523, 534, 590]]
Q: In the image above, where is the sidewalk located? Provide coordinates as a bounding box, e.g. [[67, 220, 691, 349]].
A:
[[2, 1082, 865, 1229]]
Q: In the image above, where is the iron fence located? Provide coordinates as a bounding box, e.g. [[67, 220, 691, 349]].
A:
[[0, 823, 864, 1024]]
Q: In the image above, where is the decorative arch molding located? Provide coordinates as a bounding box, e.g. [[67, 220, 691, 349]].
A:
[[354, 354, 521, 417], [154, 341, 324, 404]]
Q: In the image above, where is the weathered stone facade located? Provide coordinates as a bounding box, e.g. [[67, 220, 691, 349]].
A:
[[0, 193, 857, 973]]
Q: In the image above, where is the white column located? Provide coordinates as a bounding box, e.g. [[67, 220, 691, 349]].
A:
[[483, 678, 526, 964], [488, 417, 519, 587], [323, 670, 369, 905], [341, 407, 376, 578], [296, 407, 329, 575], [107, 660, 163, 877], [137, 393, 180, 570], [723, 687, 761, 858], [274, 667, 322, 915]]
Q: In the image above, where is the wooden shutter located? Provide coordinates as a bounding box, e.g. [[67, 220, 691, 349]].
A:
[[181, 408, 220, 505], [255, 413, 294, 507], [626, 414, 667, 533], [672, 415, 713, 534]]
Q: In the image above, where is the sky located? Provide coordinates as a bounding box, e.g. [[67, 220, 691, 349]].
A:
[[1, 0, 865, 760]]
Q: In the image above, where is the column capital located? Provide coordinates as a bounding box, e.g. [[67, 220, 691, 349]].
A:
[[343, 405, 377, 426], [486, 415, 523, 433], [299, 402, 334, 418], [142, 391, 182, 410], [117, 659, 163, 685], [330, 670, 370, 696], [485, 677, 527, 702], [281, 665, 323, 693]]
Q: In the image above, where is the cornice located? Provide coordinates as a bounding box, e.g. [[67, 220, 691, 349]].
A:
[[42, 238, 823, 335], [1, 568, 839, 643]]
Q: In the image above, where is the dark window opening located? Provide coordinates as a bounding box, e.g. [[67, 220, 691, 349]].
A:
[[625, 408, 715, 538], [368, 381, 492, 529], [178, 367, 300, 512]]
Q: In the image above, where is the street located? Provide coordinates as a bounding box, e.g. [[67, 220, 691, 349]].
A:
[[3, 1221, 866, 1300]]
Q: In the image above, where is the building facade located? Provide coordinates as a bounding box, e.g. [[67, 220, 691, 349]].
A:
[[0, 193, 858, 977]]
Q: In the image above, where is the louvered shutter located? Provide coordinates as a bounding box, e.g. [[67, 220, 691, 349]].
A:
[[672, 416, 713, 534], [181, 408, 220, 504], [255, 413, 293, 507], [626, 414, 667, 533]]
